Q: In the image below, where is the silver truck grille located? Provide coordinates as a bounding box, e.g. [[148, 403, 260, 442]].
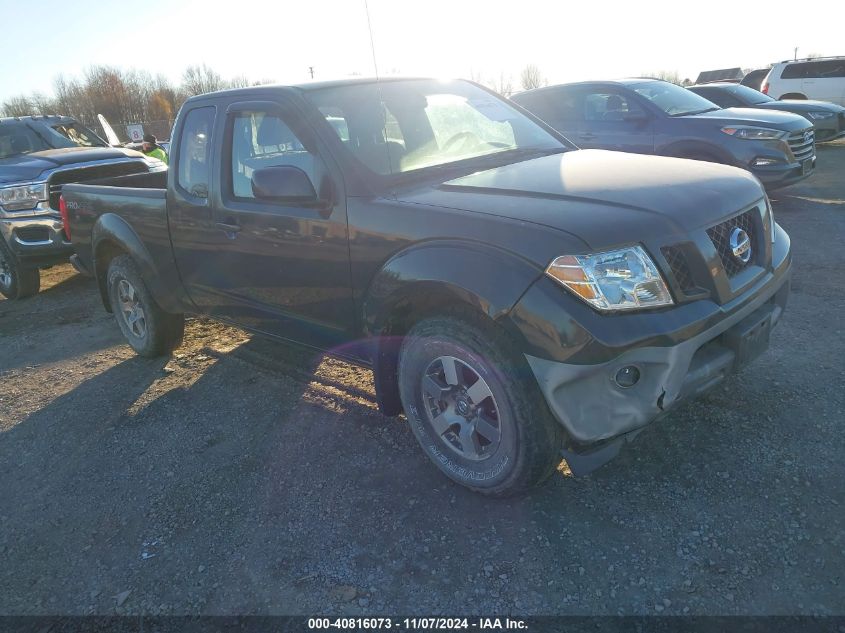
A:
[[787, 128, 815, 162]]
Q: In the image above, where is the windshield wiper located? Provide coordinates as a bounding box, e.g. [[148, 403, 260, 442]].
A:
[[671, 107, 720, 117]]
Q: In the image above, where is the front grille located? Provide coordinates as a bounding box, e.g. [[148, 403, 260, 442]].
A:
[[787, 128, 815, 161], [707, 210, 755, 278], [661, 245, 695, 294], [48, 161, 149, 209]]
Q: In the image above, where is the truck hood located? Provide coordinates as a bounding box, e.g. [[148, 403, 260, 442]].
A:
[[0, 147, 148, 184], [399, 150, 765, 251], [683, 106, 811, 131]]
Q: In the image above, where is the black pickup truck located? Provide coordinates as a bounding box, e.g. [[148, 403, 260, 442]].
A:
[[0, 115, 165, 299], [62, 78, 791, 496]]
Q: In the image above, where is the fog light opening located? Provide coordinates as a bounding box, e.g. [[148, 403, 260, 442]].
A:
[[614, 365, 641, 388], [752, 157, 779, 167]]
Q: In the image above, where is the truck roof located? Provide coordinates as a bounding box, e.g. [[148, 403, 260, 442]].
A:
[[181, 77, 451, 104], [0, 114, 75, 124]]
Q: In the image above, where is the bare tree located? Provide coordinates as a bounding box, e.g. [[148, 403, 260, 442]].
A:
[[519, 64, 546, 90], [641, 70, 682, 85], [488, 72, 514, 97], [182, 64, 226, 96], [1, 95, 34, 117]]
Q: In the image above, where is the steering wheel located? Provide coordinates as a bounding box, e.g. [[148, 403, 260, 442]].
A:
[[441, 131, 483, 154]]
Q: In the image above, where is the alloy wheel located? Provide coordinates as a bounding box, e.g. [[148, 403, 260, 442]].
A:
[[420, 355, 502, 461], [117, 279, 147, 338]]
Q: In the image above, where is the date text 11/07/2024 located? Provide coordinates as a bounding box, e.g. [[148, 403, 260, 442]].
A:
[[307, 617, 528, 630]]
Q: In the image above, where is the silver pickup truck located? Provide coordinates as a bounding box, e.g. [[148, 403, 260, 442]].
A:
[[0, 115, 165, 299]]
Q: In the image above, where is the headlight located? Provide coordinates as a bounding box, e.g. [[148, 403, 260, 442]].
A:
[[806, 111, 834, 120], [0, 182, 48, 212], [720, 126, 786, 140], [766, 198, 776, 244], [546, 246, 673, 312]]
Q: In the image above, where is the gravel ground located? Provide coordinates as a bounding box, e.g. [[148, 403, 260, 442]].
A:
[[0, 142, 843, 617]]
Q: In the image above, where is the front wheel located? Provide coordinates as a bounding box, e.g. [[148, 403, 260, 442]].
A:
[[0, 239, 40, 300], [106, 255, 184, 357], [398, 315, 562, 496]]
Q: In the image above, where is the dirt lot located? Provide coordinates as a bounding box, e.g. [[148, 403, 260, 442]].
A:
[[1, 143, 843, 617]]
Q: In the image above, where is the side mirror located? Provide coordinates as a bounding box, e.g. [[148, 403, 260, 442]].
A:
[[251, 165, 319, 205]]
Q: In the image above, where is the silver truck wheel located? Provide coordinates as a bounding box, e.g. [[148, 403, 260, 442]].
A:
[[106, 255, 184, 357]]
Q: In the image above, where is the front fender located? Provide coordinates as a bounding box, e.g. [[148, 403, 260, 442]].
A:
[[361, 239, 542, 336], [362, 240, 541, 416]]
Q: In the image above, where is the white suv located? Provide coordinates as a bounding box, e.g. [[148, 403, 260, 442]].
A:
[[763, 57, 845, 106]]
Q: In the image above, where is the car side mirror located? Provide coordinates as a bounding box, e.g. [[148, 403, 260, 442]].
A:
[[251, 165, 320, 206]]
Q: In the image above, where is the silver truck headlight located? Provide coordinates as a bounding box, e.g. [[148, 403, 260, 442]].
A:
[[546, 246, 673, 312], [720, 126, 786, 140], [0, 182, 48, 212]]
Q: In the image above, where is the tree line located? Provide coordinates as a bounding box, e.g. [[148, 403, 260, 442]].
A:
[[0, 64, 274, 130]]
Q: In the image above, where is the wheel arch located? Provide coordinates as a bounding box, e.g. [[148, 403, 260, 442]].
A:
[[780, 92, 807, 100], [362, 240, 540, 416], [91, 214, 159, 312]]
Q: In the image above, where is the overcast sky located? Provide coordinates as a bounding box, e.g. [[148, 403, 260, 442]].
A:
[[1, 0, 842, 103]]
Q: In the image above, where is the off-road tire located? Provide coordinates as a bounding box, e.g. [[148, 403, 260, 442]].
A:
[[398, 314, 562, 496], [106, 255, 184, 357], [0, 238, 40, 300]]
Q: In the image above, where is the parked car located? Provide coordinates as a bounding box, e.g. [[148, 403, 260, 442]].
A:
[[62, 78, 791, 496], [740, 68, 770, 92], [0, 115, 166, 299], [511, 79, 816, 189], [689, 82, 845, 143], [761, 57, 845, 105]]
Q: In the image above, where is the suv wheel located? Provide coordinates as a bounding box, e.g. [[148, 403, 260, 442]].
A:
[[106, 255, 184, 357], [398, 315, 561, 496], [0, 238, 40, 300]]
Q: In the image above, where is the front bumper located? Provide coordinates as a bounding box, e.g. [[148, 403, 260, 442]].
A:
[[518, 226, 792, 450], [0, 214, 73, 267], [751, 155, 815, 189]]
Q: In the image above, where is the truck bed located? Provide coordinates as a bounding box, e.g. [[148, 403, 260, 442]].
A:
[[62, 170, 176, 297]]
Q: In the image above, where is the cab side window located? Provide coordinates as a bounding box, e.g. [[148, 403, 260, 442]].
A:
[[177, 107, 215, 199], [230, 112, 318, 199]]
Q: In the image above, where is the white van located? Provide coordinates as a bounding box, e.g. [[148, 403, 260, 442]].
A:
[[763, 57, 845, 106]]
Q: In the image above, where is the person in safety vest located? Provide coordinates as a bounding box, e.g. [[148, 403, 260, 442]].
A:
[[141, 134, 168, 164]]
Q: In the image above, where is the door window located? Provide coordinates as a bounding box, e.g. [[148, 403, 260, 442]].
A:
[[177, 107, 215, 199], [229, 112, 318, 199], [583, 92, 644, 121]]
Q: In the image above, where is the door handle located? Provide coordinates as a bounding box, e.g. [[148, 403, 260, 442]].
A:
[[216, 221, 242, 236]]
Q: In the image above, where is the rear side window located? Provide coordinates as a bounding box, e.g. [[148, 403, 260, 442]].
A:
[[177, 106, 215, 199], [813, 60, 845, 78], [781, 63, 809, 79], [518, 89, 581, 123], [229, 111, 318, 199]]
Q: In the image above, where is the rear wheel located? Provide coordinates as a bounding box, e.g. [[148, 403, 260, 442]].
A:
[[398, 315, 562, 496], [106, 255, 184, 357], [0, 239, 40, 300]]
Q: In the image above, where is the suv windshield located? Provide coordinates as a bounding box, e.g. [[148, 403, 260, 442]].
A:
[[0, 120, 106, 159], [730, 84, 775, 105], [632, 81, 720, 116], [305, 79, 568, 179]]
